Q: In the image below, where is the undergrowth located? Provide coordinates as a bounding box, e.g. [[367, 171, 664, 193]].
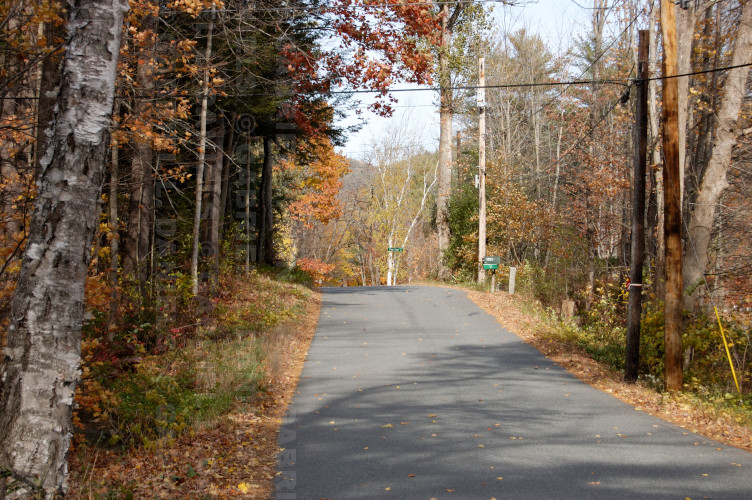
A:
[[74, 270, 313, 450]]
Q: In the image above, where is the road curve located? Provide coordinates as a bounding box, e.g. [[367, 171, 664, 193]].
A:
[[275, 286, 752, 499]]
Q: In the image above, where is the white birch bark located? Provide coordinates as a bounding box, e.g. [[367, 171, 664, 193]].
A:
[[0, 0, 128, 496]]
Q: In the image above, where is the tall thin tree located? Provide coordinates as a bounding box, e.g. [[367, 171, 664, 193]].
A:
[[0, 0, 129, 495]]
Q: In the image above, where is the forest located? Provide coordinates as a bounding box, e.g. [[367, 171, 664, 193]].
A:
[[1, 0, 752, 497]]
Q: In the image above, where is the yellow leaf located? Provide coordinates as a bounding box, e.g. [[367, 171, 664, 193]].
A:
[[238, 483, 250, 493]]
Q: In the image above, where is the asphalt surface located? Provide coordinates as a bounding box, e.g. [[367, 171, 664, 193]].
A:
[[275, 286, 752, 499]]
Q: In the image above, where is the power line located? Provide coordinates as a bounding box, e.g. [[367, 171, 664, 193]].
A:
[[8, 61, 751, 101], [533, 83, 633, 178], [204, 61, 752, 98], [530, 4, 645, 119], [162, 0, 500, 15]]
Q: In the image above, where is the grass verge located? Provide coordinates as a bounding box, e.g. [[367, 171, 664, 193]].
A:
[[67, 273, 320, 499]]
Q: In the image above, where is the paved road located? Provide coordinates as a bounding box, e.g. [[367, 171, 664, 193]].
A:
[[275, 286, 752, 499]]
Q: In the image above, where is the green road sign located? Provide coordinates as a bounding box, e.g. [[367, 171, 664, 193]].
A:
[[388, 247, 403, 252], [482, 256, 500, 270]]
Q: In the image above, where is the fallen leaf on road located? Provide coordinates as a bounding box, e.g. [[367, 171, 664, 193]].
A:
[[381, 423, 393, 428]]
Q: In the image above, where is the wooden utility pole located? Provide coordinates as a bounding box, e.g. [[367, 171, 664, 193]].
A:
[[477, 57, 487, 283], [660, 0, 684, 391], [625, 30, 650, 383]]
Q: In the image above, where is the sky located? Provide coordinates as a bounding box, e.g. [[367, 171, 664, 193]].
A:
[[335, 0, 589, 159]]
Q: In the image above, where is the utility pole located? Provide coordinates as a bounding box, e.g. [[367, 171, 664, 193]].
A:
[[477, 57, 487, 283], [625, 30, 649, 383], [660, 0, 684, 391]]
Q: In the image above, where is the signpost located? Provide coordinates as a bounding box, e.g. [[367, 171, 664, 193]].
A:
[[482, 256, 500, 293], [388, 247, 403, 252]]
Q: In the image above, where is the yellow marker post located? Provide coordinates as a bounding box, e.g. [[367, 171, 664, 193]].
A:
[[714, 306, 740, 393]]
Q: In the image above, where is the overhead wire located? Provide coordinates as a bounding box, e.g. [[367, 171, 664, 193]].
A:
[[7, 60, 751, 102], [529, 3, 646, 119], [160, 0, 501, 15]]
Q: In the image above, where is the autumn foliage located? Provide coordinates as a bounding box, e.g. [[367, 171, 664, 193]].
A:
[[285, 137, 350, 228]]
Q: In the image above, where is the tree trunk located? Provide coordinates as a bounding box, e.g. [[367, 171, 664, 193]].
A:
[[675, 6, 695, 208], [202, 116, 224, 285], [647, 0, 665, 298], [34, 19, 66, 179], [585, 0, 608, 303], [108, 134, 120, 332], [683, 1, 752, 308], [435, 3, 453, 280], [123, 10, 156, 285], [0, 0, 128, 496], [244, 135, 253, 274], [257, 135, 274, 266], [190, 6, 215, 295], [218, 116, 234, 244]]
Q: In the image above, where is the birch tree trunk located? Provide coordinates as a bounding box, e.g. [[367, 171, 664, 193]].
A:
[[0, 0, 128, 496], [683, 1, 752, 307], [190, 6, 215, 295], [33, 18, 65, 178], [648, 0, 665, 297]]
